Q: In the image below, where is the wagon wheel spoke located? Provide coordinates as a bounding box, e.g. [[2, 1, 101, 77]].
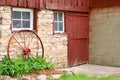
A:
[[12, 36, 24, 49], [18, 32, 27, 48], [27, 35, 36, 48], [7, 30, 44, 60]]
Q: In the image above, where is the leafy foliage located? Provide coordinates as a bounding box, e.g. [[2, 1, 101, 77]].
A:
[[0, 56, 54, 77]]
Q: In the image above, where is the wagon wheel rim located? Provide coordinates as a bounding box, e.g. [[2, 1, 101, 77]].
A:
[[7, 30, 44, 60]]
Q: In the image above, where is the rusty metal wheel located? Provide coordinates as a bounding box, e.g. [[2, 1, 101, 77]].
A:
[[7, 30, 44, 60]]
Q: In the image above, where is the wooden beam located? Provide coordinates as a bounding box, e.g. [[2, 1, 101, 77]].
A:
[[46, 2, 89, 12]]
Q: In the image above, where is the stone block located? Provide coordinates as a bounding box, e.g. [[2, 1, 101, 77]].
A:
[[36, 75, 47, 80], [2, 13, 11, 19]]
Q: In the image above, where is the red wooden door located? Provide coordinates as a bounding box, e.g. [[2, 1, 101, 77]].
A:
[[66, 12, 89, 67]]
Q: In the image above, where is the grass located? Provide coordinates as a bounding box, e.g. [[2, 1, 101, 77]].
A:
[[48, 73, 120, 80]]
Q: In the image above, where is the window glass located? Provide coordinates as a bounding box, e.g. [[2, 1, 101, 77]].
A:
[[59, 22, 63, 31], [23, 21, 30, 28], [22, 12, 30, 19], [54, 13, 57, 21], [12, 11, 21, 19], [54, 12, 64, 33], [59, 13, 63, 21], [54, 22, 58, 31], [12, 8, 33, 30], [13, 20, 21, 28]]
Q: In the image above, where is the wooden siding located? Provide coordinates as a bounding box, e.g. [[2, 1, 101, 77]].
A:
[[90, 0, 120, 8], [45, 0, 89, 12], [0, 0, 89, 12]]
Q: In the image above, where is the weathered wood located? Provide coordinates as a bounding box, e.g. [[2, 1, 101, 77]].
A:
[[18, 0, 27, 7], [33, 9, 38, 32], [0, 0, 6, 5], [35, 0, 40, 8], [40, 0, 44, 9], [72, 0, 78, 7], [52, 0, 58, 3], [6, 0, 17, 6], [90, 0, 120, 8], [65, 0, 71, 6], [66, 12, 89, 66], [58, 0, 65, 5], [45, 0, 52, 3], [27, 0, 36, 8], [46, 2, 89, 12], [0, 0, 89, 12]]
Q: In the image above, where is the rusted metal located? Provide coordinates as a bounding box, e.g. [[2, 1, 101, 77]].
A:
[[7, 30, 44, 60], [23, 48, 31, 55], [66, 12, 89, 67]]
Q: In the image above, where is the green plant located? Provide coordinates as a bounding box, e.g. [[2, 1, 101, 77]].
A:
[[0, 56, 54, 77]]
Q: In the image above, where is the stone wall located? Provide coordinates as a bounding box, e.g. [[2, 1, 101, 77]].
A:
[[0, 6, 11, 60], [0, 6, 68, 68], [37, 10, 68, 68], [89, 7, 120, 67]]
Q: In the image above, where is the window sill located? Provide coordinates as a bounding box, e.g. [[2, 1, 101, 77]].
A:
[[54, 31, 65, 34]]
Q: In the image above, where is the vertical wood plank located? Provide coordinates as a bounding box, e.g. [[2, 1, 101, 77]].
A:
[[52, 0, 58, 3], [6, 0, 17, 6], [35, 0, 40, 8], [78, 0, 82, 7], [58, 0, 65, 5], [40, 0, 44, 9], [18, 0, 27, 7], [0, 0, 6, 5], [65, 0, 71, 6], [33, 9, 38, 32], [71, 0, 78, 7], [6, 0, 11, 5], [45, 0, 52, 3], [85, 0, 89, 8], [27, 0, 36, 8]]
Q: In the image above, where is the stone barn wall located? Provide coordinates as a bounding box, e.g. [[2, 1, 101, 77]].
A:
[[0, 6, 68, 68], [37, 10, 68, 68], [0, 6, 11, 60], [89, 7, 120, 67]]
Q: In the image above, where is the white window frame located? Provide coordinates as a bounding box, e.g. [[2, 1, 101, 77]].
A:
[[54, 12, 64, 33], [12, 8, 33, 31]]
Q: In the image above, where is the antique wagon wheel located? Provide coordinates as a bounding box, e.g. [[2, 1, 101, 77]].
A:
[[7, 30, 44, 60]]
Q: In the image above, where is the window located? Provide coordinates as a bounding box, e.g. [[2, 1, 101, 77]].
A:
[[54, 12, 64, 33], [12, 8, 33, 30]]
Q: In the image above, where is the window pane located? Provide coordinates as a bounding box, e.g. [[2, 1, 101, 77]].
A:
[[54, 22, 58, 31], [54, 13, 57, 21], [13, 20, 21, 28], [22, 12, 30, 19], [59, 22, 63, 31], [59, 13, 63, 21], [12, 11, 21, 19], [23, 21, 30, 28]]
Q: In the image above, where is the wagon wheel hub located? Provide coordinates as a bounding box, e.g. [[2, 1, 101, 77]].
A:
[[23, 48, 31, 55]]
